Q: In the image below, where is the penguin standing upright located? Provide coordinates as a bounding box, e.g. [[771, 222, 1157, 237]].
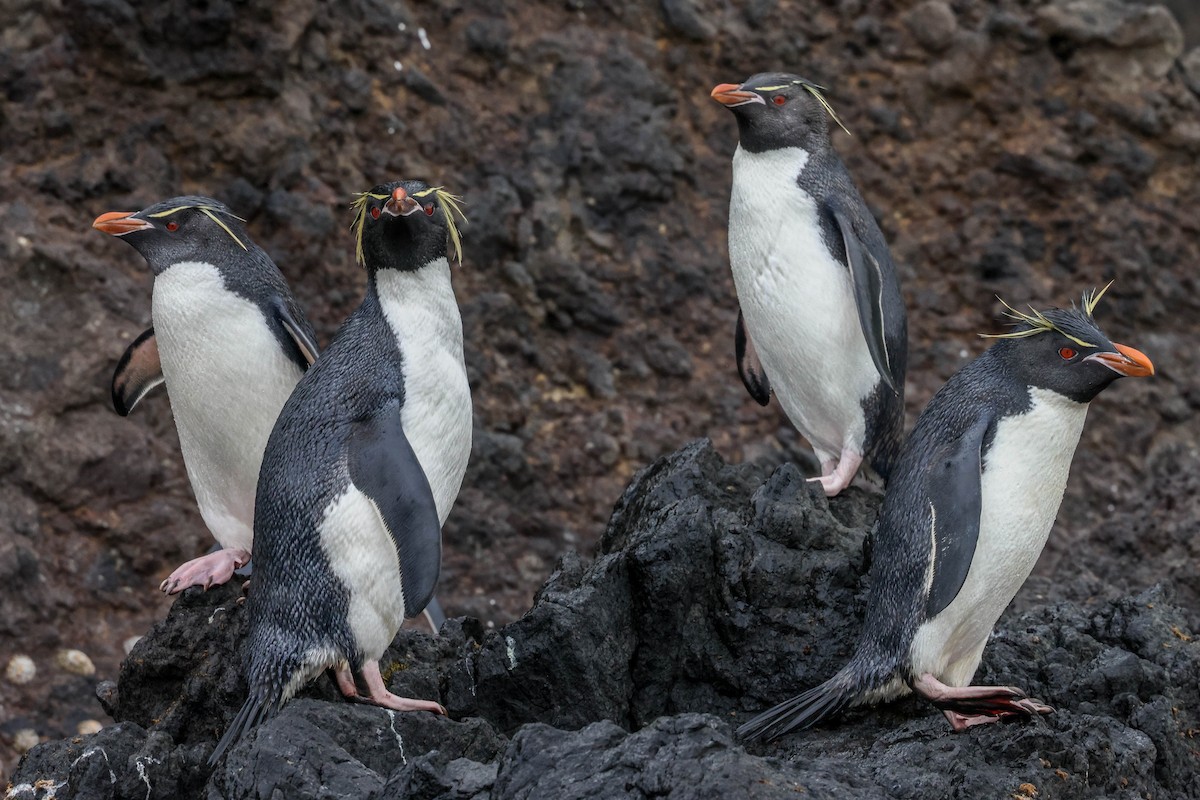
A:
[[712, 74, 907, 496], [738, 286, 1154, 740], [210, 180, 472, 763], [93, 198, 319, 593]]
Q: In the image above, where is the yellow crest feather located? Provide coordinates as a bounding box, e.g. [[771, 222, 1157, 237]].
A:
[[349, 186, 467, 266], [413, 186, 468, 264], [349, 192, 388, 267], [147, 203, 247, 250], [979, 283, 1116, 347], [798, 81, 852, 137]]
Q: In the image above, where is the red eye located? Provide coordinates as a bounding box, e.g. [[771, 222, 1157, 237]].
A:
[[773, 95, 787, 106], [166, 221, 178, 232], [424, 204, 434, 216], [1059, 347, 1077, 360], [370, 206, 381, 220]]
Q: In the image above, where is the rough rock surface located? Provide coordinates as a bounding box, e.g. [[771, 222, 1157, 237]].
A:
[[2, 0, 1200, 778], [11, 442, 1200, 798]]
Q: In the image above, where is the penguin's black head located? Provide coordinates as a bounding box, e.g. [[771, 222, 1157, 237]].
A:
[[352, 179, 465, 273], [985, 287, 1154, 403], [93, 196, 250, 274], [711, 72, 849, 154]]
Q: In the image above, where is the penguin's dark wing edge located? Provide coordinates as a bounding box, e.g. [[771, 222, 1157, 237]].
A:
[[347, 405, 442, 617], [735, 309, 771, 406], [824, 197, 900, 394], [923, 414, 991, 617], [112, 328, 164, 416], [270, 297, 320, 368]]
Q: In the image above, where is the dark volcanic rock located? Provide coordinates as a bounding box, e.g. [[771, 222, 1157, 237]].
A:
[[12, 442, 1199, 798], [4, 0, 1200, 777]]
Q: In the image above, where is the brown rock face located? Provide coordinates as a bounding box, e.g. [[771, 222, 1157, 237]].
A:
[[2, 0, 1198, 779]]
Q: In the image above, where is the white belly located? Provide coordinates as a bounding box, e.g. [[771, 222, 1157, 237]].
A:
[[376, 260, 472, 526], [152, 261, 304, 551], [728, 145, 878, 457], [909, 387, 1089, 684], [317, 486, 406, 659]]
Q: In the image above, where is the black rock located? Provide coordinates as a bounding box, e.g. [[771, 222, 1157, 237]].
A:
[[12, 441, 1200, 798]]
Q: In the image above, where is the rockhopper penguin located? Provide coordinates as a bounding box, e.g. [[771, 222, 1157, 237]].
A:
[[738, 286, 1154, 740], [93, 197, 319, 594], [210, 180, 471, 763], [712, 74, 907, 496]]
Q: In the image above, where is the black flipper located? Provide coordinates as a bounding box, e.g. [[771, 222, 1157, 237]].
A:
[[112, 328, 164, 416], [735, 309, 771, 406], [825, 197, 900, 395], [347, 404, 442, 618], [923, 415, 991, 618], [271, 296, 319, 368]]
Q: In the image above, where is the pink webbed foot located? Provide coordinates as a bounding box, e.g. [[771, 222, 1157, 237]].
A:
[[333, 663, 358, 698], [913, 672, 1053, 731], [159, 548, 250, 594], [354, 660, 447, 716], [807, 451, 863, 497]]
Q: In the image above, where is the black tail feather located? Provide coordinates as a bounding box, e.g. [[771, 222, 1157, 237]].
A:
[[738, 672, 857, 742], [209, 690, 275, 766]]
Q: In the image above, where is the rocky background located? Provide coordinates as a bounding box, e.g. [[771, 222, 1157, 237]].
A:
[[1, 0, 1199, 789]]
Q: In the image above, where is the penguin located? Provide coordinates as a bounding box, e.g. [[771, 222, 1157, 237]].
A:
[[738, 286, 1154, 740], [712, 73, 907, 496], [209, 180, 472, 763], [93, 197, 319, 594]]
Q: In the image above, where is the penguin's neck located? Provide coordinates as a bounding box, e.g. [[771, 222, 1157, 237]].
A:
[[368, 259, 462, 350]]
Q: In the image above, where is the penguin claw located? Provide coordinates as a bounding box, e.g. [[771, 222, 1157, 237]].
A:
[[915, 673, 1053, 729], [159, 548, 251, 595]]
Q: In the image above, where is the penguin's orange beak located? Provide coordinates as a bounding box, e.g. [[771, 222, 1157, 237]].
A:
[[93, 211, 152, 236], [711, 83, 764, 107], [383, 186, 420, 217], [1087, 343, 1155, 378]]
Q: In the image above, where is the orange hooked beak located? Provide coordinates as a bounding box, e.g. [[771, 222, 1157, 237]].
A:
[[1086, 342, 1155, 378], [711, 83, 764, 107], [383, 186, 420, 217], [93, 211, 152, 236]]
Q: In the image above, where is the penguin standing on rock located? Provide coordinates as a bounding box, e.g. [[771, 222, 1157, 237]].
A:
[[738, 286, 1154, 740], [210, 180, 472, 763], [93, 197, 319, 594], [712, 74, 907, 496]]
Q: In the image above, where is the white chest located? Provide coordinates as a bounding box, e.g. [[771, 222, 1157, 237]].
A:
[[375, 262, 473, 526], [910, 387, 1089, 682], [727, 145, 877, 454], [317, 485, 406, 658], [152, 261, 303, 549]]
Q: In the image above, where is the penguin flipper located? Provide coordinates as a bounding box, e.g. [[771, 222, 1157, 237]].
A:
[[824, 197, 900, 395], [271, 296, 320, 368], [347, 404, 442, 618], [112, 327, 164, 416], [923, 414, 991, 618], [735, 309, 771, 406]]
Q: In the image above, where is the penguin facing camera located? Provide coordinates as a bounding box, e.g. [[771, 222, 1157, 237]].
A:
[[712, 74, 907, 496], [94, 197, 319, 594], [739, 285, 1154, 741], [210, 180, 471, 764]]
